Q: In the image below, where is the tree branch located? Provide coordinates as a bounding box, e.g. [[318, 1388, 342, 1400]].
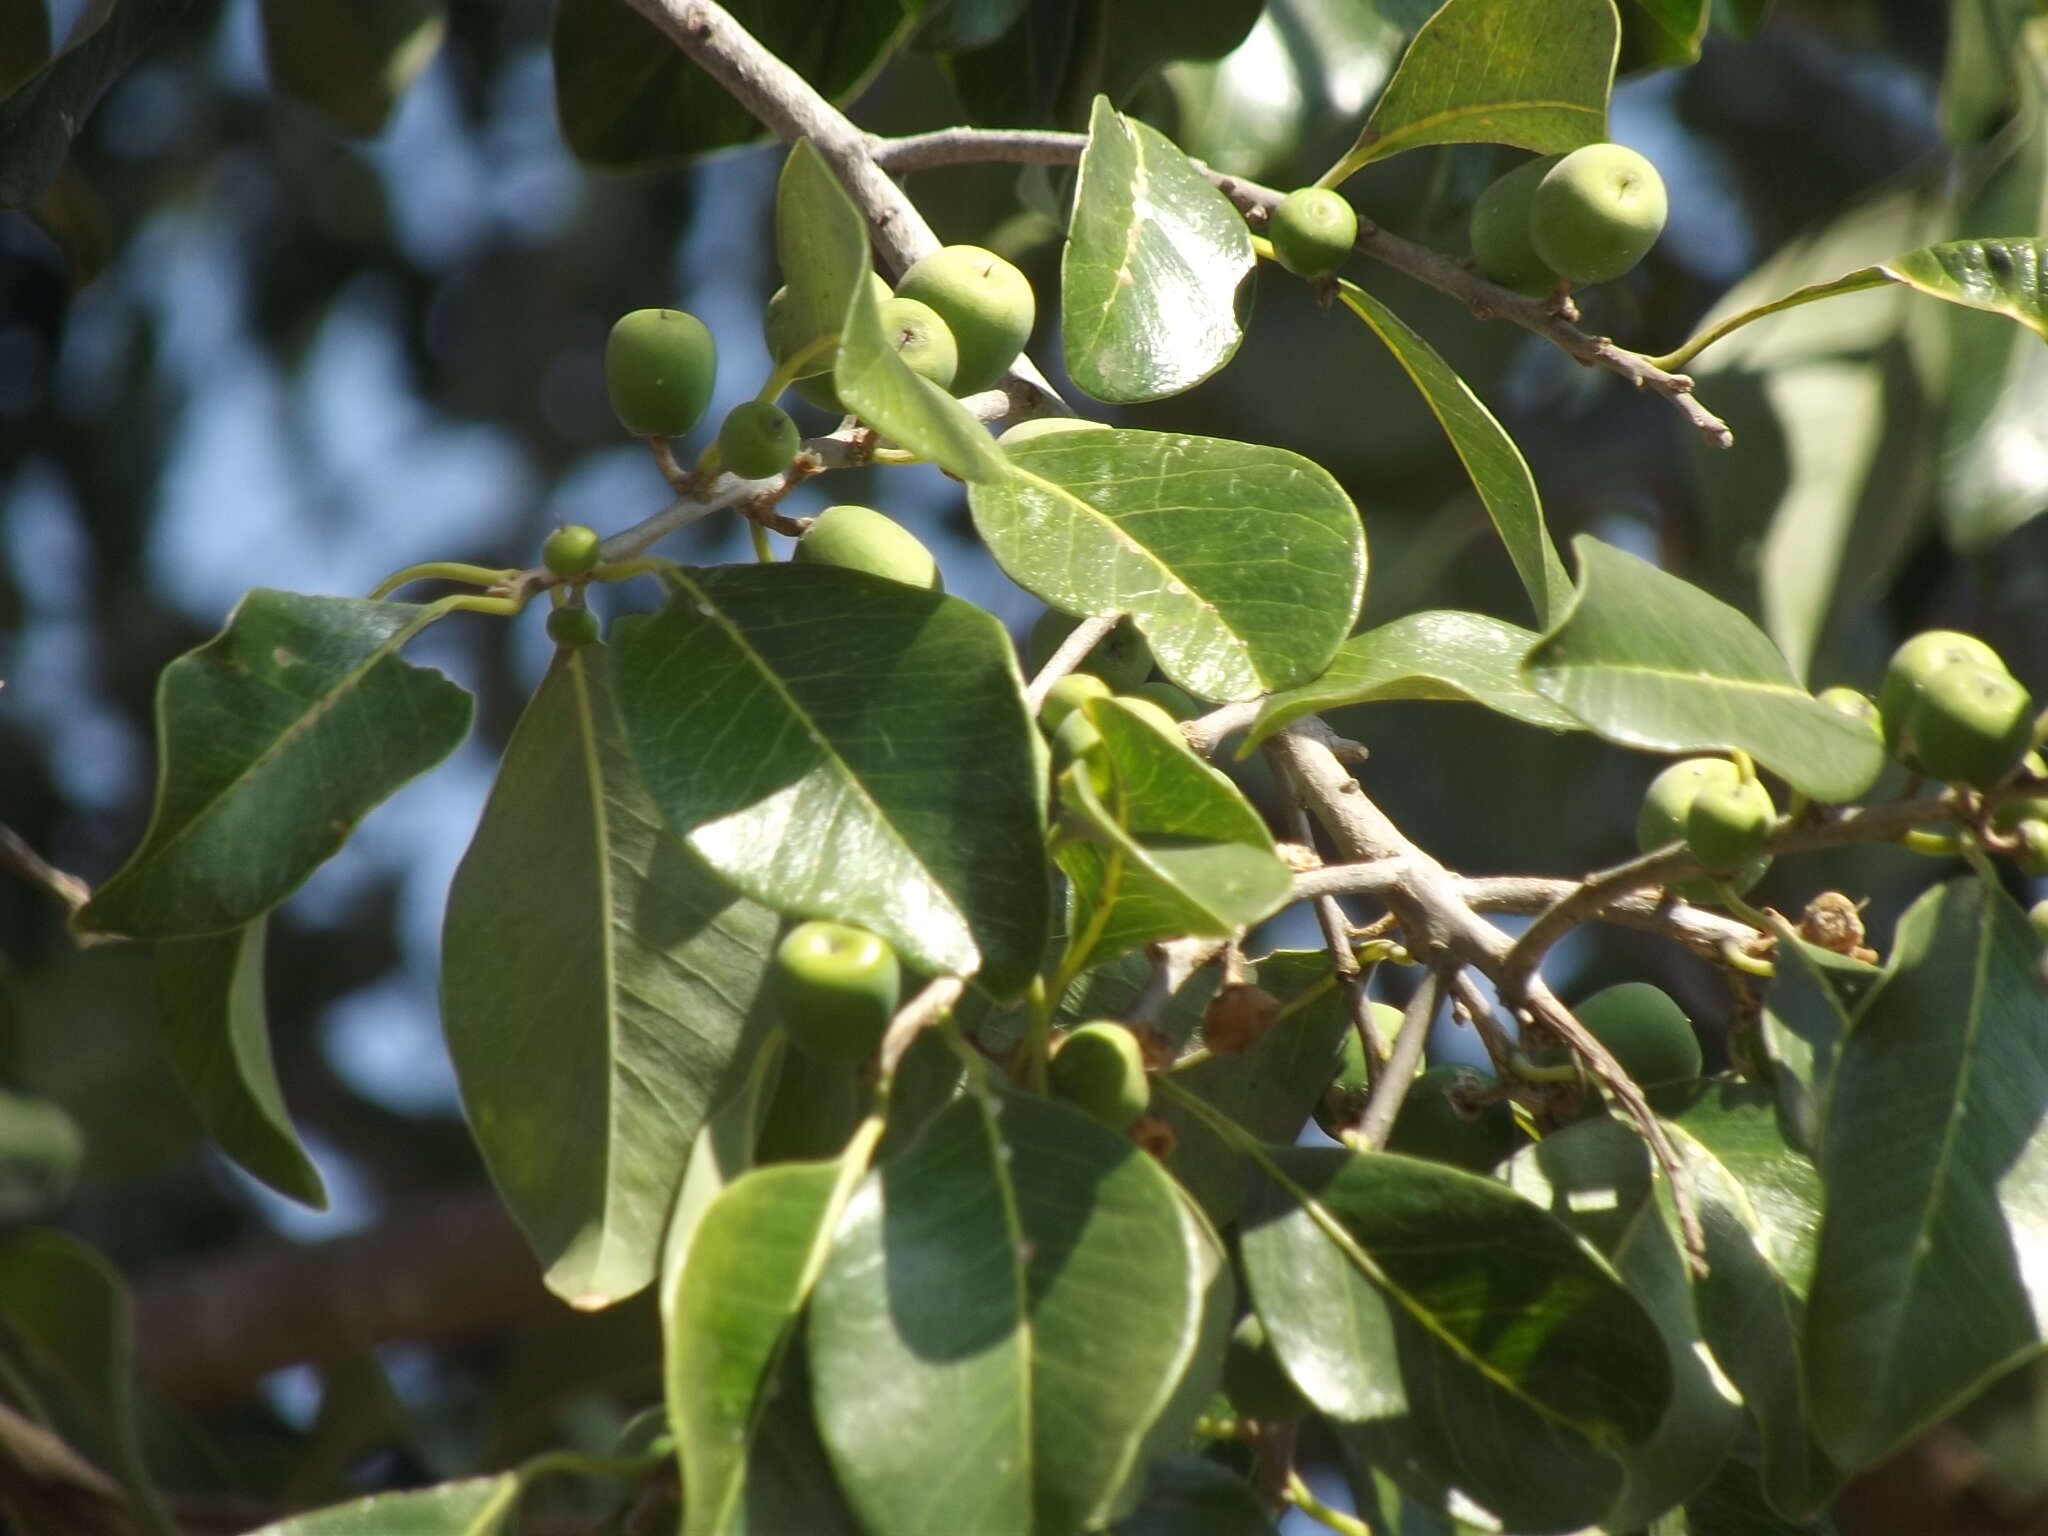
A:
[[871, 126, 1735, 448]]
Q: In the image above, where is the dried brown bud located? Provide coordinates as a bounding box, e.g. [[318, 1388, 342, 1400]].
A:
[[1202, 983, 1282, 1055], [1799, 891, 1878, 964], [1129, 1112, 1177, 1160], [1275, 840, 1323, 872], [1126, 1021, 1177, 1074]]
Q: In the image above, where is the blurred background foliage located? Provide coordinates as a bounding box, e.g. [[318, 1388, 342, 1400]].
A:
[[0, 0, 2045, 1524]]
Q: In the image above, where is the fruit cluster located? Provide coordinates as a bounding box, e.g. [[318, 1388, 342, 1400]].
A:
[[1469, 142, 1669, 294]]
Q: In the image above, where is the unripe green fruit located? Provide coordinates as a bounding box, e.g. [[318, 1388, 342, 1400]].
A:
[[1269, 187, 1358, 279], [546, 606, 602, 648], [1813, 687, 1886, 801], [2030, 899, 2048, 944], [1221, 1314, 1310, 1422], [1039, 672, 1113, 732], [542, 524, 603, 579], [876, 296, 959, 390], [1027, 610, 1152, 690], [1051, 708, 1112, 796], [1575, 982, 1701, 1109], [1314, 1003, 1413, 1137], [1385, 1064, 1519, 1172], [1469, 156, 1561, 296], [1049, 1021, 1149, 1129], [771, 920, 902, 1062], [793, 505, 942, 590], [1878, 629, 2007, 755], [1529, 144, 1668, 286], [1684, 776, 1775, 875], [763, 273, 891, 377], [997, 416, 1110, 447], [1899, 663, 2035, 789], [605, 308, 717, 438], [894, 244, 1037, 394], [717, 401, 800, 480], [1638, 757, 1769, 902], [2012, 820, 2048, 878], [1129, 680, 1201, 721]]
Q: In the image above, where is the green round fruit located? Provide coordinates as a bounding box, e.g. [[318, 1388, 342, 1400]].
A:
[[771, 920, 902, 1062], [717, 400, 800, 480], [764, 273, 891, 377], [1899, 663, 2035, 789], [546, 606, 602, 648], [1049, 1021, 1150, 1129], [1529, 144, 1668, 286], [1684, 776, 1775, 875], [605, 308, 717, 438], [1813, 687, 1886, 801], [997, 416, 1110, 447], [1221, 1314, 1310, 1422], [1385, 1065, 1519, 1172], [1027, 610, 1152, 690], [1269, 187, 1358, 279], [2030, 899, 2048, 944], [2012, 820, 2048, 878], [1039, 672, 1113, 732], [793, 505, 942, 590], [1574, 982, 1701, 1107], [1638, 757, 1770, 902], [1051, 708, 1112, 796], [1314, 1003, 1413, 1137], [1129, 680, 1201, 721], [542, 524, 603, 579], [1877, 629, 2007, 755], [876, 296, 959, 389], [1469, 155, 1561, 296], [894, 244, 1037, 394]]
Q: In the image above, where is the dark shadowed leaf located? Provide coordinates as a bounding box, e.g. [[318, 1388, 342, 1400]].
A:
[[944, 0, 1082, 128], [258, 0, 445, 136], [1523, 537, 1886, 802], [0, 1086, 81, 1223], [614, 564, 1050, 995], [154, 916, 325, 1208], [443, 644, 779, 1308], [809, 1091, 1213, 1536], [1110, 1456, 1274, 1535], [1619, 0, 1709, 72], [1248, 610, 1580, 748], [0, 0, 115, 102], [1758, 928, 1882, 1157], [1323, 0, 1616, 181], [74, 592, 472, 940], [0, 0, 180, 209], [1803, 876, 2048, 1469], [247, 1477, 519, 1534], [1063, 96, 1254, 402], [970, 428, 1365, 701]]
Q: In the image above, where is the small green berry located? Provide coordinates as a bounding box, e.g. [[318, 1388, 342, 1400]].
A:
[[793, 506, 942, 590], [1269, 187, 1358, 279], [1049, 1021, 1150, 1129], [876, 296, 959, 389], [1684, 776, 1775, 875], [1469, 156, 1561, 296], [894, 244, 1037, 394], [546, 606, 602, 648], [1039, 672, 1113, 732], [1529, 144, 1668, 286], [605, 308, 717, 438], [771, 920, 902, 1062], [542, 524, 603, 580], [1878, 629, 2007, 756], [1900, 664, 2035, 789], [717, 401, 800, 480]]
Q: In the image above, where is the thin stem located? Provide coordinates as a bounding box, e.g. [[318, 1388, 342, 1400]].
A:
[[1352, 967, 1441, 1149], [1024, 612, 1119, 713], [367, 561, 519, 601], [0, 822, 93, 925], [1286, 1470, 1382, 1536], [750, 520, 776, 562], [878, 976, 968, 1080]]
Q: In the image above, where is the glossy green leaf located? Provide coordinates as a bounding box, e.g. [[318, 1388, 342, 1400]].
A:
[[443, 644, 779, 1308], [665, 1140, 871, 1536], [552, 0, 908, 168], [1155, 950, 1350, 1223], [1759, 929, 1882, 1157], [1334, 281, 1570, 627], [1110, 1456, 1274, 1535], [1062, 96, 1255, 403], [0, 1086, 81, 1222], [1803, 876, 2048, 1469], [1248, 610, 1580, 748], [1665, 1079, 1841, 1519], [1502, 1117, 1741, 1529], [0, 0, 178, 209], [614, 564, 1051, 996], [154, 916, 325, 1208], [809, 1090, 1212, 1536], [1618, 0, 1709, 71], [1241, 1146, 1669, 1532], [0, 1229, 174, 1534], [1323, 0, 1617, 181], [772, 139, 871, 381], [1522, 537, 1886, 803], [969, 429, 1365, 701], [258, 0, 445, 136], [247, 1477, 519, 1535], [1056, 697, 1292, 973], [74, 591, 472, 941]]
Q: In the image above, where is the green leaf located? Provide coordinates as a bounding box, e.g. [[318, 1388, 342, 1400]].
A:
[[246, 1477, 520, 1535], [1665, 1080, 1841, 1519], [1333, 282, 1570, 627], [1714, 0, 1773, 37], [918, 0, 1030, 52], [1758, 931, 1881, 1157], [665, 1137, 872, 1536], [1678, 1456, 1841, 1535], [1062, 96, 1255, 403], [153, 916, 326, 1208], [74, 591, 473, 940], [1501, 1117, 1742, 1530], [258, 0, 445, 136], [1522, 537, 1886, 803], [1323, 0, 1617, 181], [1803, 876, 2048, 1469], [969, 429, 1365, 701], [1242, 1146, 1667, 1532], [613, 564, 1051, 996], [1247, 610, 1581, 748], [664, 1038, 786, 1269], [551, 0, 908, 168], [0, 1086, 81, 1222], [1618, 0, 1709, 72], [1109, 1456, 1274, 1535], [1056, 698, 1292, 973], [442, 644, 780, 1308], [943, 0, 1084, 128], [1940, 0, 2039, 145], [0, 0, 115, 102], [774, 139, 872, 380], [0, 1229, 175, 1534], [809, 1090, 1214, 1536]]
